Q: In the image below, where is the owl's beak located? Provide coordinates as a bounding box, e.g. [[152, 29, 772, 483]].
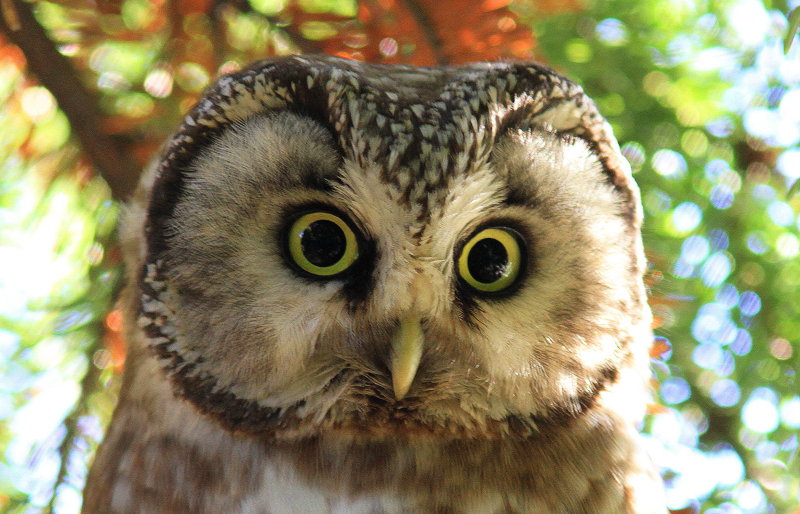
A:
[[390, 314, 424, 401]]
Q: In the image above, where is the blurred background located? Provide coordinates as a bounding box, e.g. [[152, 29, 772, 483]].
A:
[[0, 0, 798, 512]]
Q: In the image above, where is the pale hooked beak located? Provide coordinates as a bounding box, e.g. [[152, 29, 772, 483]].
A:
[[390, 314, 424, 401]]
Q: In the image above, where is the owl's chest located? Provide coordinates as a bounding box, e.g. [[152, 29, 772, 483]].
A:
[[88, 395, 656, 514], [234, 445, 512, 513], [237, 467, 417, 514], [207, 434, 637, 514], [238, 470, 507, 514]]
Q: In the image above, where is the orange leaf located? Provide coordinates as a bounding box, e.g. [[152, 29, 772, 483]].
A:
[[648, 295, 682, 306], [650, 338, 672, 359], [647, 403, 669, 415], [103, 309, 127, 373], [482, 0, 512, 10], [0, 42, 26, 71]]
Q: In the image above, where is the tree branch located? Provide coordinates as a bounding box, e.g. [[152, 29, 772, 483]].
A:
[[400, 0, 449, 65], [0, 0, 140, 200], [47, 328, 104, 512]]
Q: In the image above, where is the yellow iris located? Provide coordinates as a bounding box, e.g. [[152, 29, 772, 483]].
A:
[[287, 211, 359, 277], [457, 227, 523, 293]]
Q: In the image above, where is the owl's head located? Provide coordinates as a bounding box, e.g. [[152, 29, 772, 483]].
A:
[[137, 55, 652, 438]]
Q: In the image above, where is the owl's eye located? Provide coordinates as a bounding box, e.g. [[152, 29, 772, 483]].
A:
[[457, 227, 524, 294], [286, 211, 360, 277]]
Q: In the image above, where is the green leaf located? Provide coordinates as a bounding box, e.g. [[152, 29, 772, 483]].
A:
[[785, 7, 800, 54], [789, 178, 800, 199]]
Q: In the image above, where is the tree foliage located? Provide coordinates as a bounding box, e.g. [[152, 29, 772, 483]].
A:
[[0, 0, 798, 512]]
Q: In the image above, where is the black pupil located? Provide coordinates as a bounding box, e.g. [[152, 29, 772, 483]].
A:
[[467, 238, 509, 283], [300, 220, 346, 267]]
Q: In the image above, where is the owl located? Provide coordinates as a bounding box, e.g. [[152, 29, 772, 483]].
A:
[[83, 55, 666, 513]]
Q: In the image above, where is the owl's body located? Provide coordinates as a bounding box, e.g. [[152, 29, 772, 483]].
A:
[[83, 55, 665, 513]]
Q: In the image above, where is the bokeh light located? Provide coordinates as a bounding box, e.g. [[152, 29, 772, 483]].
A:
[[661, 377, 692, 405], [710, 379, 741, 407], [672, 202, 703, 234], [742, 388, 780, 434], [653, 149, 688, 179], [701, 253, 732, 288]]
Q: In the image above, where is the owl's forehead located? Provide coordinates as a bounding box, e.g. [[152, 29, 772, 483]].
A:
[[166, 56, 592, 199], [318, 62, 517, 195]]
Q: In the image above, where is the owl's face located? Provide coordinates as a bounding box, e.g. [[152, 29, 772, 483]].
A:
[[140, 56, 651, 438]]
